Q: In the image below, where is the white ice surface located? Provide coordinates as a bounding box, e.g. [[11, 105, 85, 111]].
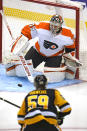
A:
[[0, 82, 87, 131]]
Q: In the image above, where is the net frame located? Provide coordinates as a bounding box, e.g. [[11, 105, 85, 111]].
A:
[[0, 0, 80, 78], [0, 0, 2, 63]]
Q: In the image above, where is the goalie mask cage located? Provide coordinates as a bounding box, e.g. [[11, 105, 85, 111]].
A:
[[0, 0, 87, 80]]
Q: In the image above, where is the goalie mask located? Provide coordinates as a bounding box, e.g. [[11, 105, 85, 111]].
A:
[[34, 75, 47, 90], [50, 15, 63, 35]]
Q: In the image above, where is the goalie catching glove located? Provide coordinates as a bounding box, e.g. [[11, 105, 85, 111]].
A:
[[63, 53, 83, 68]]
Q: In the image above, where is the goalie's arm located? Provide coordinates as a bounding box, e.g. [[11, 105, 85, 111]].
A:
[[54, 90, 72, 125]]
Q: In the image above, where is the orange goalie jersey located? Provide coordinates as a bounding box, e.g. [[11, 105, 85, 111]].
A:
[[21, 22, 75, 57]]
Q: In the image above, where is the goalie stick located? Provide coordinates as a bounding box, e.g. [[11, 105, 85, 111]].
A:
[[0, 10, 34, 83], [18, 53, 34, 83], [0, 97, 20, 108], [0, 10, 14, 40]]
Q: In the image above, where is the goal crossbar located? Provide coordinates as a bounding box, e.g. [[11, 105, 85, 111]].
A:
[[23, 0, 80, 10]]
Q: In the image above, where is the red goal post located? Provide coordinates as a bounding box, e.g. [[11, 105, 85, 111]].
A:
[[0, 0, 2, 63], [0, 0, 80, 78]]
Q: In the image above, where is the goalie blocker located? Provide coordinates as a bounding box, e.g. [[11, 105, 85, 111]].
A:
[[63, 52, 83, 79], [63, 53, 83, 68]]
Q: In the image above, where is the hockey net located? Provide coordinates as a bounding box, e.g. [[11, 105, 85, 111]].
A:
[[0, 0, 87, 80]]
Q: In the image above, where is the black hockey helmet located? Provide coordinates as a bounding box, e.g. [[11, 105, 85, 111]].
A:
[[34, 75, 48, 90]]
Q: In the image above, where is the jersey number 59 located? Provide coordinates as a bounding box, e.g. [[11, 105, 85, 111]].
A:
[[27, 95, 49, 111]]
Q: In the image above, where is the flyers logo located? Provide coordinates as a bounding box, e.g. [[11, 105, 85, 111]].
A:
[[44, 40, 58, 50]]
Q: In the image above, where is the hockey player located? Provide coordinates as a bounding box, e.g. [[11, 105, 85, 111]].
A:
[[17, 74, 72, 131], [6, 14, 82, 83]]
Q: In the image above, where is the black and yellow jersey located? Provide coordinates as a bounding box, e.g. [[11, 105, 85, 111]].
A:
[[17, 89, 71, 127]]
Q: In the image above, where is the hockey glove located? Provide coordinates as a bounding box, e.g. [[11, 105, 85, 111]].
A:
[[63, 53, 83, 68], [57, 117, 64, 125], [57, 111, 64, 125]]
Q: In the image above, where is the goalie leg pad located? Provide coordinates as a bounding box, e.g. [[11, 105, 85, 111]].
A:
[[15, 60, 34, 77], [65, 66, 77, 79], [43, 66, 67, 83], [5, 60, 34, 77], [5, 63, 16, 76]]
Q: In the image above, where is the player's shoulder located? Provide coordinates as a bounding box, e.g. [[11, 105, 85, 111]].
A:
[[46, 88, 59, 93], [62, 26, 74, 33], [46, 89, 61, 97], [61, 26, 74, 37], [35, 21, 50, 30], [21, 24, 31, 34]]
